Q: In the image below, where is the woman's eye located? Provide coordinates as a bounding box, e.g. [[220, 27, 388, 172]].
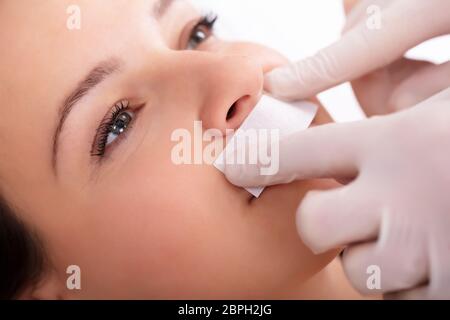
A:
[[186, 13, 218, 50], [188, 28, 210, 49], [91, 100, 136, 158], [106, 111, 134, 146]]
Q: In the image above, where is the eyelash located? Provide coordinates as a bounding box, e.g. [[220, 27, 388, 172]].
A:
[[90, 13, 218, 159], [187, 13, 218, 49], [91, 100, 132, 158]]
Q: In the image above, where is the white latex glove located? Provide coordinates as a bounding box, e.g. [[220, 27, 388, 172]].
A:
[[224, 88, 450, 299], [265, 0, 450, 101]]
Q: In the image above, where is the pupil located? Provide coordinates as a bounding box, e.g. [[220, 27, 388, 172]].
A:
[[111, 112, 131, 135], [194, 30, 206, 42]]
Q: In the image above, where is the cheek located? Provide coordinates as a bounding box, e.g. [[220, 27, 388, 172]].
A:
[[79, 171, 203, 297], [77, 131, 240, 297]]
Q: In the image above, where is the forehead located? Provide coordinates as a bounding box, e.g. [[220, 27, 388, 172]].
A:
[[0, 0, 153, 96]]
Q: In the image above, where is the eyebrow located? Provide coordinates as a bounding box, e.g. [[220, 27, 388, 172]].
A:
[[52, 58, 122, 173]]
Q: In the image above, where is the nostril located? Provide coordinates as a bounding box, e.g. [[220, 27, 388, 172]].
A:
[[226, 102, 237, 121]]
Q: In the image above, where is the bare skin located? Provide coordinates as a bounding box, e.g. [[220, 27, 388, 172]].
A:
[[0, 0, 361, 299]]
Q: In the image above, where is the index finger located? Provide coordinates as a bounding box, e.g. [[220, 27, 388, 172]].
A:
[[266, 1, 450, 100]]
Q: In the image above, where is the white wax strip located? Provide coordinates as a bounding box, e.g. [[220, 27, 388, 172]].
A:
[[214, 95, 318, 197]]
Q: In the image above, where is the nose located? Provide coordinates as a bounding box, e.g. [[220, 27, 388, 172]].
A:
[[188, 53, 264, 133]]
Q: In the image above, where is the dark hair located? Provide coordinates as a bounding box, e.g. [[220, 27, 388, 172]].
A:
[[0, 195, 46, 299]]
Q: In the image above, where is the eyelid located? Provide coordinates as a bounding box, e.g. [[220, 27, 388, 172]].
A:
[[178, 17, 201, 50], [178, 14, 217, 50], [91, 100, 128, 157], [91, 101, 144, 161], [97, 123, 133, 163], [103, 103, 145, 161]]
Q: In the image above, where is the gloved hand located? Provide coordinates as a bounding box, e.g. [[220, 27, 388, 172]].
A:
[[265, 0, 450, 102], [224, 88, 450, 299]]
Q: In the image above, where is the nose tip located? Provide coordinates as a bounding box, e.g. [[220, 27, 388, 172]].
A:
[[198, 54, 264, 133]]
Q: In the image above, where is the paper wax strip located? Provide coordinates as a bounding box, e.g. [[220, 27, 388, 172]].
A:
[[214, 95, 318, 198]]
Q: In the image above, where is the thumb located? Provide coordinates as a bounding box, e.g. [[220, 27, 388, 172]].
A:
[[266, 0, 450, 100], [297, 180, 380, 254]]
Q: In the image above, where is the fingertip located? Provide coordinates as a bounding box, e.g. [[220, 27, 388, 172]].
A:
[[296, 191, 328, 254], [223, 163, 246, 187], [341, 245, 365, 291], [263, 70, 277, 94], [264, 68, 288, 98], [223, 162, 262, 188], [341, 243, 383, 295], [264, 65, 306, 101]]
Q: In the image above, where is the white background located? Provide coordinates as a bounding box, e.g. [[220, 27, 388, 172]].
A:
[[191, 0, 450, 122]]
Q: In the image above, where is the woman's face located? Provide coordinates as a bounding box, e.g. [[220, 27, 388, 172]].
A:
[[0, 0, 338, 299]]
